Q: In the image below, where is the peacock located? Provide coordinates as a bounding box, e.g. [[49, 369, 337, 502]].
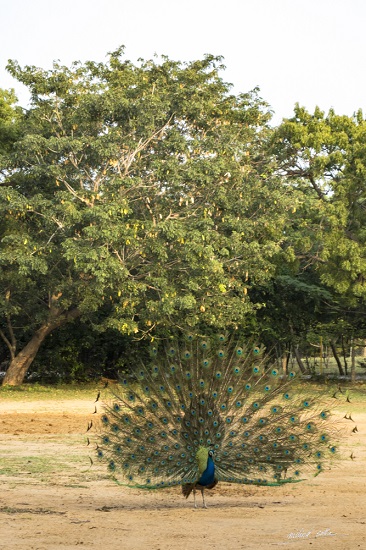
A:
[[91, 334, 347, 508]]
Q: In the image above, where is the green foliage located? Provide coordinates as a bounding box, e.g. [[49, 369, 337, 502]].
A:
[[1, 51, 366, 384], [1, 49, 296, 384], [274, 105, 366, 299], [29, 322, 149, 383], [0, 88, 22, 160]]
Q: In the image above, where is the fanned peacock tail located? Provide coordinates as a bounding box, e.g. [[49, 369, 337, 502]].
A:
[[92, 334, 346, 491]]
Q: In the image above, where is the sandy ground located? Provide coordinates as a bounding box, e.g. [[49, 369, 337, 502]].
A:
[[0, 395, 365, 550]]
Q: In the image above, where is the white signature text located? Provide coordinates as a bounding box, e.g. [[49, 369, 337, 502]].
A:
[[287, 527, 336, 540]]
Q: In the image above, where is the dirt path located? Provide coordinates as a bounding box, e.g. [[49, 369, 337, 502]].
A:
[[0, 397, 365, 549]]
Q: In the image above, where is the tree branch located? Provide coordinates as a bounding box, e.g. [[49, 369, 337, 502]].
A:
[[0, 327, 15, 360], [309, 174, 326, 200]]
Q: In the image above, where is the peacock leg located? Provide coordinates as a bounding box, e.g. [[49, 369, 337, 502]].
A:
[[201, 488, 207, 509], [193, 487, 197, 509]]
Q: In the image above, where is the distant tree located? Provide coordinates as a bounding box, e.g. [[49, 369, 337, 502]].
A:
[[274, 105, 366, 299], [267, 105, 366, 374]]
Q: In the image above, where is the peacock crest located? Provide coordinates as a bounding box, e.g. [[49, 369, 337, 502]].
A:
[[91, 334, 348, 506]]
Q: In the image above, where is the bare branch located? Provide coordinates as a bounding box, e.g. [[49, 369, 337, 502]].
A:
[[59, 178, 94, 207], [0, 328, 15, 360], [118, 116, 174, 177], [309, 174, 326, 200]]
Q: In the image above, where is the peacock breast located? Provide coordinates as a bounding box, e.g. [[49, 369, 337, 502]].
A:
[[197, 456, 215, 486]]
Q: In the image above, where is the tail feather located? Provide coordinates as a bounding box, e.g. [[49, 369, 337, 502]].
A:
[[92, 334, 348, 491], [182, 483, 195, 498]]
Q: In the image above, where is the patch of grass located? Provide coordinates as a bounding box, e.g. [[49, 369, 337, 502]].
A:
[[0, 453, 87, 477], [0, 383, 99, 401], [1, 379, 365, 402]]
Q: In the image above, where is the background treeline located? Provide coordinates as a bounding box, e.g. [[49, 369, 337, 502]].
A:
[[1, 49, 366, 385]]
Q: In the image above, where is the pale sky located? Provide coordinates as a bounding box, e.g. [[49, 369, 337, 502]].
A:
[[1, 0, 365, 124]]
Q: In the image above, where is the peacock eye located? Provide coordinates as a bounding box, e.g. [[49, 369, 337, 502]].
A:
[[95, 335, 342, 499]]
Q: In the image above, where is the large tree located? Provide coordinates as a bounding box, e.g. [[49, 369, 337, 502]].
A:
[[0, 49, 294, 385]]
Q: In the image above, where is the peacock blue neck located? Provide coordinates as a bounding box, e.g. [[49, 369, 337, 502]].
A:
[[198, 455, 215, 486]]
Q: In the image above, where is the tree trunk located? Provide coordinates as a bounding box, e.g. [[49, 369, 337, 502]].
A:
[[319, 336, 324, 375], [351, 336, 356, 383], [330, 340, 345, 376], [2, 308, 80, 386], [293, 347, 307, 374], [281, 350, 290, 375], [341, 335, 348, 375], [305, 354, 311, 371], [2, 325, 53, 385]]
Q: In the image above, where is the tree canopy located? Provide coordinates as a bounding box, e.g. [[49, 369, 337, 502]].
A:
[[0, 49, 298, 384], [274, 105, 366, 299]]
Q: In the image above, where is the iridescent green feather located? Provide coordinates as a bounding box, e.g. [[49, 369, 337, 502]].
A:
[[93, 335, 346, 490], [196, 446, 210, 475]]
